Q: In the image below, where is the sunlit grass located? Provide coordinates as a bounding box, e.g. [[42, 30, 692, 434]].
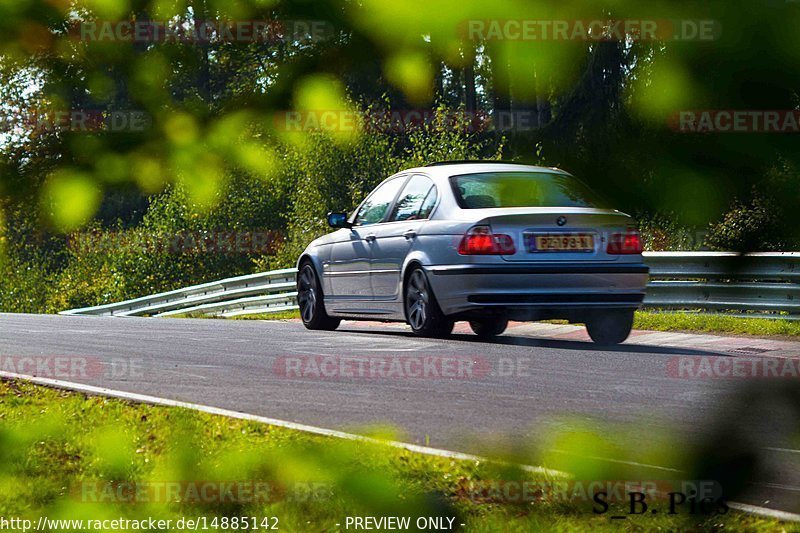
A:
[[635, 311, 800, 338]]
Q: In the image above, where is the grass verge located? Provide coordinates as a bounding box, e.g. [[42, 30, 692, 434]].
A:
[[0, 380, 793, 531], [229, 309, 301, 320], [634, 311, 800, 338]]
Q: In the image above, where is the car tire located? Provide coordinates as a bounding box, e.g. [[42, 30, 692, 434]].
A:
[[404, 267, 454, 338], [585, 310, 634, 345], [297, 262, 341, 331], [469, 318, 509, 338]]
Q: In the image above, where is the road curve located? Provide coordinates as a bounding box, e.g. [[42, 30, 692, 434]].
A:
[[0, 313, 798, 515]]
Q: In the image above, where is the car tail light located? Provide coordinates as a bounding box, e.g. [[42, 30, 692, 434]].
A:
[[458, 226, 516, 255], [607, 230, 643, 254]]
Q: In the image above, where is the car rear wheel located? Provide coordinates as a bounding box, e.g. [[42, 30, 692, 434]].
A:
[[469, 318, 509, 338], [585, 310, 634, 345], [405, 267, 454, 338], [297, 262, 341, 331]]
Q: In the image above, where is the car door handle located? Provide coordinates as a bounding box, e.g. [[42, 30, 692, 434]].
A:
[[364, 234, 376, 242], [403, 230, 417, 240]]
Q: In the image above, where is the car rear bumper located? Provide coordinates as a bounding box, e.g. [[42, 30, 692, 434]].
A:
[[425, 263, 649, 316]]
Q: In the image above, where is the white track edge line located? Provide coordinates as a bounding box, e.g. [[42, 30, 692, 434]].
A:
[[728, 502, 800, 523], [0, 371, 562, 478], [2, 371, 799, 523]]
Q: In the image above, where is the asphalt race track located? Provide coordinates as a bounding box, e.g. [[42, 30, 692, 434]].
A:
[[1, 313, 798, 515]]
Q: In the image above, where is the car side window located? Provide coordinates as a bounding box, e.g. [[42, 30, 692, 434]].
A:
[[389, 175, 435, 222], [353, 177, 405, 226]]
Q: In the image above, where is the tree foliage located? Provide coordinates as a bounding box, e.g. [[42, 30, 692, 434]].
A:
[[2, 0, 800, 311]]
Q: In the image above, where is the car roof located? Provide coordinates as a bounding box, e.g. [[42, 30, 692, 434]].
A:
[[396, 162, 570, 180]]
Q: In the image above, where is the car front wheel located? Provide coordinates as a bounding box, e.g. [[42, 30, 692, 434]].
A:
[[585, 310, 634, 345], [297, 262, 341, 331], [404, 267, 454, 338]]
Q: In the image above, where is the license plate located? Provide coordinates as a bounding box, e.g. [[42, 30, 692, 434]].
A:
[[527, 233, 594, 252]]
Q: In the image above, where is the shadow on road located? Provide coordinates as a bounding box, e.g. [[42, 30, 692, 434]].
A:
[[336, 327, 727, 357]]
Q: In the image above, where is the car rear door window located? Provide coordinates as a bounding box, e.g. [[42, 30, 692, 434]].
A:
[[417, 186, 438, 219], [388, 175, 435, 222]]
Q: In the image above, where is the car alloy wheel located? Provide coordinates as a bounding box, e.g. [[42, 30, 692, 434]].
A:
[[406, 269, 429, 330], [297, 265, 317, 323], [404, 267, 453, 337], [297, 262, 341, 331]]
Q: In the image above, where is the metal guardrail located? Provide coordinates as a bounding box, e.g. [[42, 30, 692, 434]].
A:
[[644, 252, 800, 316], [60, 252, 800, 319], [60, 268, 298, 318]]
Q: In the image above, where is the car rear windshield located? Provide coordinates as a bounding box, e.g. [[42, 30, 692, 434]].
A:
[[450, 172, 608, 209]]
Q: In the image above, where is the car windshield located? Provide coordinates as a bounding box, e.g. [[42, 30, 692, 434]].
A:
[[450, 171, 608, 209]]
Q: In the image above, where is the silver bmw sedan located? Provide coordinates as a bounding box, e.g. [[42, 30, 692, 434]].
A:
[[296, 162, 649, 344]]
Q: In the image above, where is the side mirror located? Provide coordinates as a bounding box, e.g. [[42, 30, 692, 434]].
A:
[[327, 211, 351, 229]]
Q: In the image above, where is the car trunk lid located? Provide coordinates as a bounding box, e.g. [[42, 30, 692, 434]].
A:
[[476, 208, 634, 262]]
